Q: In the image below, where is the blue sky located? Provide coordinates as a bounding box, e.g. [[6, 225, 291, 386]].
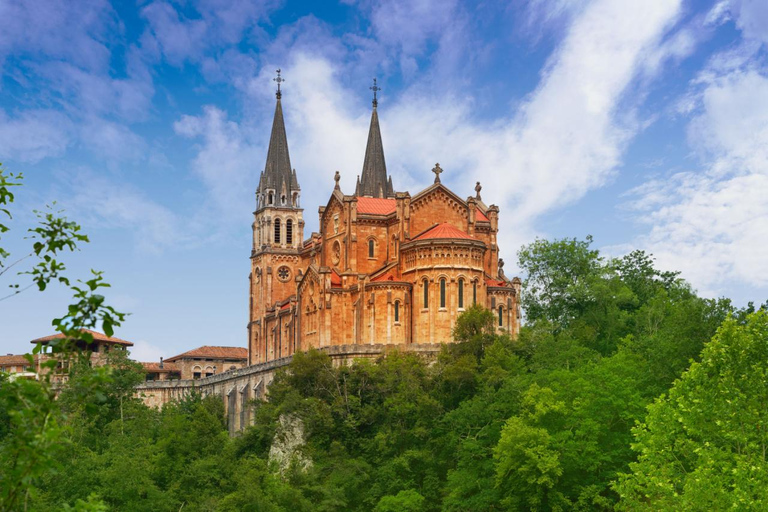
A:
[[1, 0, 767, 361]]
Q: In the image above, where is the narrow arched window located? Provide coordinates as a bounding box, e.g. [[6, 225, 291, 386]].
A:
[[473, 280, 477, 305], [281, 194, 286, 205], [368, 239, 375, 258], [458, 279, 464, 309], [394, 301, 400, 322], [498, 305, 503, 327], [423, 279, 429, 309], [440, 278, 446, 308], [286, 219, 293, 245], [268, 191, 274, 205], [274, 218, 281, 244]]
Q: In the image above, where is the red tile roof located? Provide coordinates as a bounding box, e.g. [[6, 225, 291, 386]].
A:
[[413, 223, 474, 241], [357, 197, 396, 215], [30, 329, 134, 346], [165, 346, 247, 362], [0, 354, 32, 366], [486, 278, 509, 287], [280, 303, 291, 310], [141, 361, 179, 373], [330, 269, 342, 287], [476, 208, 489, 222]]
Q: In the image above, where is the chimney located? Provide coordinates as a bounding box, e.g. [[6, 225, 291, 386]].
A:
[[160, 356, 164, 369]]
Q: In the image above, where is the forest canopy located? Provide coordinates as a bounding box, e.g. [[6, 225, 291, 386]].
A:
[[1, 165, 767, 511]]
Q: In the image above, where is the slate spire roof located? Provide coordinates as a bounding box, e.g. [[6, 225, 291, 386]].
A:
[[257, 91, 300, 199], [356, 97, 394, 198]]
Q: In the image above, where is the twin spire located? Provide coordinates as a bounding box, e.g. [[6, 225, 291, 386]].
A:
[[258, 72, 394, 205], [355, 79, 394, 198], [257, 69, 299, 205]]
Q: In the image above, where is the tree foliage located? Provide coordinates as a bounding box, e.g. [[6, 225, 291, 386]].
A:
[[2, 172, 763, 512]]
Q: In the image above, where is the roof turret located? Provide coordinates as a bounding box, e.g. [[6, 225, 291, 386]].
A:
[[357, 78, 394, 198], [257, 69, 300, 203]]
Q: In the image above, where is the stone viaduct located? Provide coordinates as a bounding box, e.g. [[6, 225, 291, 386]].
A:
[[135, 343, 443, 435]]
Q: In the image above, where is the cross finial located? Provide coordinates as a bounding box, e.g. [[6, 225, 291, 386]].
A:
[[273, 69, 284, 99], [432, 163, 443, 183], [370, 78, 380, 108]]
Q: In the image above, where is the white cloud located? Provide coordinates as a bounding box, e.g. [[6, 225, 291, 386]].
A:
[[0, 0, 115, 74], [0, 109, 71, 163], [141, 0, 279, 66], [174, 106, 260, 224], [59, 169, 184, 253], [177, 0, 687, 265], [624, 68, 768, 296], [128, 339, 167, 362]]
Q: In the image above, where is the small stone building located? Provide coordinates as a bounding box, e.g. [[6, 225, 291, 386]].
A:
[[141, 360, 181, 381], [29, 329, 133, 383], [164, 346, 248, 380], [0, 354, 37, 379]]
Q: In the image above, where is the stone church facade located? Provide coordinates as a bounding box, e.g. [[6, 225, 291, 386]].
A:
[[248, 81, 521, 366]]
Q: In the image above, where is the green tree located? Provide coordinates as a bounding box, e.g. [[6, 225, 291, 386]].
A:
[[517, 236, 602, 327], [615, 312, 768, 510], [0, 164, 125, 511]]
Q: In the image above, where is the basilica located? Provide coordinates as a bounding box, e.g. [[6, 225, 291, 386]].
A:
[[248, 77, 521, 365]]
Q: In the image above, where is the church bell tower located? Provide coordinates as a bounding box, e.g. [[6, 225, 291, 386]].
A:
[[249, 69, 304, 364]]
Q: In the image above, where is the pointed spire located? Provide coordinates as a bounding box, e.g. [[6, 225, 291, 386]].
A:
[[258, 70, 299, 206], [357, 78, 394, 198]]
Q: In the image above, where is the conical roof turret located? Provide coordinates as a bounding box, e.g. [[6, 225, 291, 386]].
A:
[[357, 80, 394, 198], [257, 77, 299, 204]]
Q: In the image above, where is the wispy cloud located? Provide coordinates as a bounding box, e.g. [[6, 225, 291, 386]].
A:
[[0, 109, 71, 163], [624, 67, 768, 296], [58, 169, 185, 254], [177, 0, 688, 262]]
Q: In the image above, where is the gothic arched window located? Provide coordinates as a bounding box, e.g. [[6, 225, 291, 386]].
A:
[[440, 278, 447, 308], [368, 239, 375, 258], [473, 280, 478, 305], [286, 219, 293, 245], [268, 191, 274, 205], [423, 279, 429, 309], [498, 305, 503, 327], [458, 279, 464, 309], [394, 301, 400, 323], [274, 218, 281, 244]]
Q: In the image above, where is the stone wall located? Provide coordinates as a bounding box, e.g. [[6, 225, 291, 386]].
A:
[[136, 343, 443, 435]]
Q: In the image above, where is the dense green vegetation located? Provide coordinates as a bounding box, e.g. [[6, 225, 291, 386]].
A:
[[2, 164, 768, 510]]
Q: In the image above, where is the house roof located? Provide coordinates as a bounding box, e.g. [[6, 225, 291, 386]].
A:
[[141, 361, 179, 373], [0, 354, 31, 366], [486, 278, 509, 287], [30, 329, 134, 347], [412, 223, 475, 241], [165, 346, 248, 362], [357, 196, 396, 215], [476, 208, 489, 222]]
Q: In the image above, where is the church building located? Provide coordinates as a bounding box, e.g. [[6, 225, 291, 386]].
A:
[[248, 74, 521, 365]]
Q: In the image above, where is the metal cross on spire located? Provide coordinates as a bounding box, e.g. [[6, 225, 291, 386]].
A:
[[273, 69, 285, 99], [370, 78, 381, 108]]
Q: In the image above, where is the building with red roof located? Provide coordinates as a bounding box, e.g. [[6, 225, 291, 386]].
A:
[[165, 346, 248, 380], [248, 84, 520, 365]]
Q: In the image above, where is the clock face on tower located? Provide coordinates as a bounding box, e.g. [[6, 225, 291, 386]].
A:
[[277, 266, 291, 282]]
